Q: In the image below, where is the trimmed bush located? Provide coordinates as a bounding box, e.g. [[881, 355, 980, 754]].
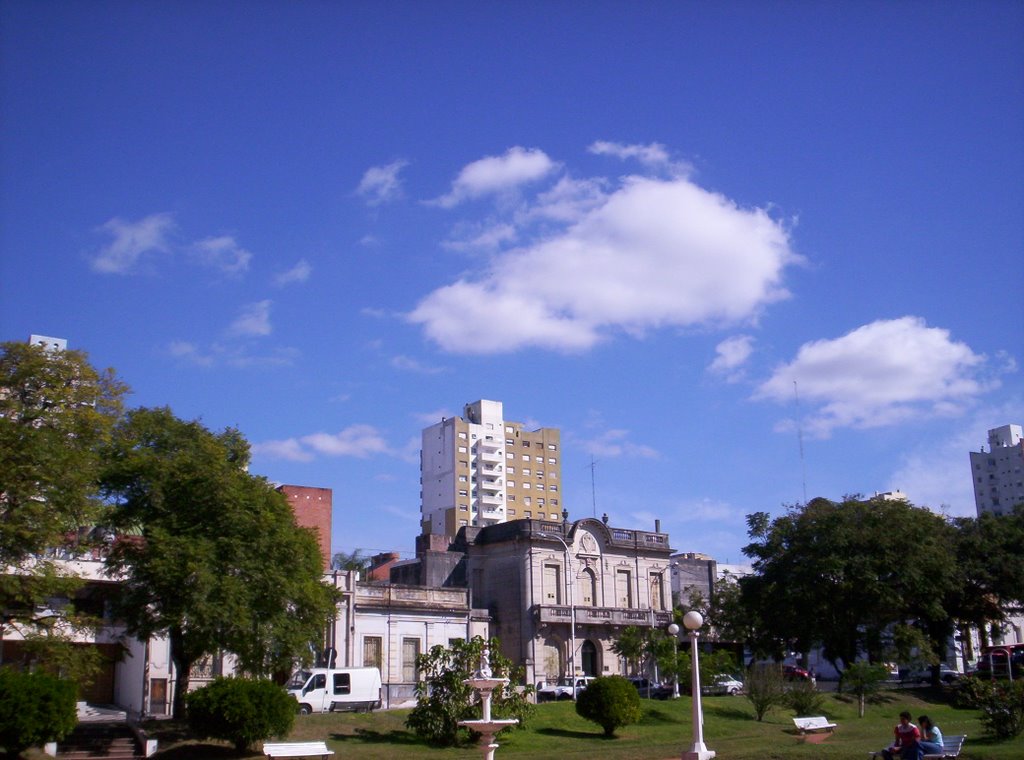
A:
[[0, 667, 77, 758], [575, 675, 642, 737], [962, 677, 1024, 739], [186, 676, 295, 752]]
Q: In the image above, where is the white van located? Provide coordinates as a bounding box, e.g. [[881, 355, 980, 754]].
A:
[[287, 667, 382, 714]]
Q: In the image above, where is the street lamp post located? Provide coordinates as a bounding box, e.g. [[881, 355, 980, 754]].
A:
[[538, 532, 576, 697], [682, 611, 715, 760], [667, 623, 680, 699]]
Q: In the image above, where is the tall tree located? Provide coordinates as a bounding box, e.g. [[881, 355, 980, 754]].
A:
[[740, 496, 958, 673], [101, 407, 337, 716], [0, 341, 127, 675]]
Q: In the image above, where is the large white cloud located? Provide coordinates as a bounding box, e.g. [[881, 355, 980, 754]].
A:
[[410, 174, 798, 353], [91, 213, 175, 274], [755, 317, 994, 436], [430, 147, 557, 208]]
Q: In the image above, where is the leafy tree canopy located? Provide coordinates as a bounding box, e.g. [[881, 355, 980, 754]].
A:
[[101, 407, 338, 716], [739, 496, 959, 672], [0, 341, 128, 679]]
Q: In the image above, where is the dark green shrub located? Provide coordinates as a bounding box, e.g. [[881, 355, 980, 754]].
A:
[[785, 678, 826, 717], [0, 667, 77, 758], [185, 676, 295, 752], [967, 678, 1024, 739], [575, 675, 642, 737], [744, 663, 786, 721]]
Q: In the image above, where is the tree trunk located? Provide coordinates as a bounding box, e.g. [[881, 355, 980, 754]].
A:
[[169, 626, 194, 720]]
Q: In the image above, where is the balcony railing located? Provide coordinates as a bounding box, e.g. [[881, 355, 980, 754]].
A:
[[536, 605, 673, 627]]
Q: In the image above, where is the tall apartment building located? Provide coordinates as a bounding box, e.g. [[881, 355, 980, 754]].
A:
[[969, 424, 1024, 516], [420, 399, 562, 537]]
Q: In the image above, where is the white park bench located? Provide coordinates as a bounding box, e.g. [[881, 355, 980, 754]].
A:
[[793, 716, 837, 734], [262, 741, 334, 758], [923, 734, 966, 759], [869, 734, 965, 760]]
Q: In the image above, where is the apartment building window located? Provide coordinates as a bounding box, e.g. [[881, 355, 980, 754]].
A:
[[458, 446, 467, 453], [508, 495, 516, 502], [459, 519, 468, 527], [523, 441, 531, 447], [549, 471, 557, 478], [522, 454, 530, 461], [538, 498, 545, 506], [550, 485, 558, 492], [548, 457, 556, 464], [459, 475, 467, 482], [507, 466, 515, 474], [506, 438, 514, 445], [402, 638, 420, 682], [523, 468, 531, 476], [523, 482, 531, 489], [535, 456, 543, 463], [363, 636, 383, 670], [507, 480, 515, 488], [506, 426, 514, 433], [459, 504, 468, 511], [459, 489, 468, 497], [550, 513, 558, 520], [552, 499, 558, 506], [508, 508, 517, 516], [506, 452, 514, 459], [525, 510, 532, 518], [459, 432, 467, 439], [524, 496, 531, 505], [548, 444, 557, 450]]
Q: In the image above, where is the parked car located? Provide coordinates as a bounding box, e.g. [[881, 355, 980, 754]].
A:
[[782, 664, 814, 683], [536, 675, 594, 701], [701, 673, 744, 696], [902, 665, 961, 684], [627, 677, 674, 700]]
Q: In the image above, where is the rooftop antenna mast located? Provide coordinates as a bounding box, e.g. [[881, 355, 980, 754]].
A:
[[589, 456, 598, 518], [794, 380, 808, 504]]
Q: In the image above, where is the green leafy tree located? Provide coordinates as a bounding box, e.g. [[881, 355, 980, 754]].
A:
[[610, 625, 647, 675], [0, 341, 127, 682], [740, 496, 959, 673], [101, 407, 337, 716], [406, 637, 532, 747], [839, 661, 891, 717], [186, 676, 295, 753], [0, 667, 77, 759], [574, 675, 642, 737], [948, 506, 1024, 649]]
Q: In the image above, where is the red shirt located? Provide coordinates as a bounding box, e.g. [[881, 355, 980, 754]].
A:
[[894, 722, 921, 748]]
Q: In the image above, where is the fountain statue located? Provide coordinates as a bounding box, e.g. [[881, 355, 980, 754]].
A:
[[458, 645, 519, 760]]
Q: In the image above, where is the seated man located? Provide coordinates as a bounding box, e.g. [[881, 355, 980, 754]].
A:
[[879, 711, 920, 760]]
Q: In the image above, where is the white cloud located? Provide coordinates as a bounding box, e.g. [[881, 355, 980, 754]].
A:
[[390, 355, 444, 374], [430, 147, 557, 208], [253, 424, 391, 461], [91, 213, 175, 274], [274, 259, 311, 286], [755, 317, 995, 436], [588, 140, 677, 170], [442, 223, 518, 252], [192, 235, 252, 275], [410, 175, 798, 353], [581, 429, 659, 459], [167, 340, 214, 367], [166, 339, 298, 368], [709, 335, 755, 378], [356, 159, 409, 206], [529, 176, 609, 223], [227, 300, 272, 337]]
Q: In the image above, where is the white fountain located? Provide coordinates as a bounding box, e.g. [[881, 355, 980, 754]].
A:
[[458, 645, 520, 760]]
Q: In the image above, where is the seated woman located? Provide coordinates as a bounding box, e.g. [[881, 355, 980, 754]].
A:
[[917, 715, 944, 757]]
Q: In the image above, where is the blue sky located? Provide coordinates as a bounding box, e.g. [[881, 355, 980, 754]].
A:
[[2, 1, 1021, 564]]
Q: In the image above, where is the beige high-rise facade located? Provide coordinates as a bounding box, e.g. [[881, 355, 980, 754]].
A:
[[420, 400, 562, 537]]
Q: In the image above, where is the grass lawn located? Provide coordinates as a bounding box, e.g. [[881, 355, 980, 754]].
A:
[[145, 687, 1023, 759]]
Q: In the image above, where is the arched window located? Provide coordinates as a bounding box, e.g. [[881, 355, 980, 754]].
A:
[[579, 567, 598, 607]]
